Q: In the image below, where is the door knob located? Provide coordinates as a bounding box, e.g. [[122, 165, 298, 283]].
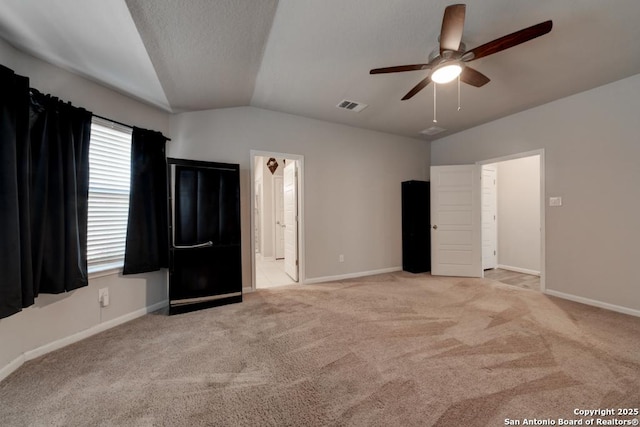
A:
[[432, 225, 438, 230]]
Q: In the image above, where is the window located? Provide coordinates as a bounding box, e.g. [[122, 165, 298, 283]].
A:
[[87, 117, 132, 273]]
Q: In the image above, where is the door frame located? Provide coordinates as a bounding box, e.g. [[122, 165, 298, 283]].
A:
[[476, 149, 546, 292], [249, 150, 305, 291]]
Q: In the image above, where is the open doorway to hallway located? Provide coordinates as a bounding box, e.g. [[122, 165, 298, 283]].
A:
[[480, 152, 543, 292], [251, 151, 304, 290]]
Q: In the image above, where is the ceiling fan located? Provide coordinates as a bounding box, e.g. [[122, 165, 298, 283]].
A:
[[370, 4, 552, 100]]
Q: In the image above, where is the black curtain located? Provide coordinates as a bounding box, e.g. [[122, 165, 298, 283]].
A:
[[29, 90, 92, 294], [0, 66, 92, 319], [0, 65, 32, 319], [123, 127, 169, 274]]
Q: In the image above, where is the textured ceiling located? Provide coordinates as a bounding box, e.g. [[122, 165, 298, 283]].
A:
[[125, 0, 279, 112], [1, 0, 640, 140]]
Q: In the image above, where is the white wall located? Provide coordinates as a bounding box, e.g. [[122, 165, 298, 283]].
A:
[[497, 156, 540, 274], [254, 157, 286, 260], [271, 159, 285, 259], [431, 73, 640, 315], [169, 107, 430, 283], [0, 39, 171, 378], [255, 156, 274, 259], [253, 156, 263, 255], [261, 157, 274, 258]]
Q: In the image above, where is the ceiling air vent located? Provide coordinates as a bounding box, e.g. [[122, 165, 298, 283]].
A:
[[336, 99, 368, 113], [420, 126, 446, 136]]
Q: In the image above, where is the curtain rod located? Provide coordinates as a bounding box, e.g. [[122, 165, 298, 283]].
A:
[[93, 113, 171, 141], [28, 85, 171, 141]]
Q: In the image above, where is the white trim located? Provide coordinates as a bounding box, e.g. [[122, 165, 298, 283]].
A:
[[0, 300, 168, 383], [477, 149, 546, 292], [250, 150, 305, 291], [305, 267, 402, 285], [88, 266, 122, 279], [497, 264, 541, 277], [477, 149, 544, 165], [0, 355, 25, 383], [544, 290, 640, 318], [540, 151, 546, 293]]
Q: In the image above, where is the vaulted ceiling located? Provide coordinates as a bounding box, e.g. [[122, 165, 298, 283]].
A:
[[1, 0, 639, 140]]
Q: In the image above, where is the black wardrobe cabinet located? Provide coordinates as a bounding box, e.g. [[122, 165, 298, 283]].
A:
[[167, 158, 242, 315], [401, 180, 431, 273]]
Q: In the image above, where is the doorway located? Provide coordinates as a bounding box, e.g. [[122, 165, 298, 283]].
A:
[[250, 151, 305, 290], [430, 149, 545, 292], [479, 150, 544, 292]]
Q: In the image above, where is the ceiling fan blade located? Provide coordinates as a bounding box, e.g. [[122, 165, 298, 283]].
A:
[[463, 20, 553, 62], [440, 4, 466, 53], [460, 66, 490, 87], [402, 76, 432, 100], [370, 64, 430, 74]]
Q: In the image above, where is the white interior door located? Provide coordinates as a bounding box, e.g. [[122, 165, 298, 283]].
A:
[[283, 161, 298, 281], [481, 165, 498, 270], [274, 176, 285, 259], [430, 165, 482, 277]]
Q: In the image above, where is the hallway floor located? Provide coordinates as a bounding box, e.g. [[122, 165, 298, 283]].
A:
[[256, 257, 296, 288], [484, 268, 540, 291]]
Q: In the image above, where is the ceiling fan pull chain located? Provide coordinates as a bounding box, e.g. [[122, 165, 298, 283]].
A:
[[457, 75, 462, 111], [433, 83, 437, 123]]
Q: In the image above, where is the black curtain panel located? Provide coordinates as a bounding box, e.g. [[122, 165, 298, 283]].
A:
[[28, 90, 92, 294], [0, 65, 32, 319], [123, 127, 169, 274], [0, 67, 92, 319]]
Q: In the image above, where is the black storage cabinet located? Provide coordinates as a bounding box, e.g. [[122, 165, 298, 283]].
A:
[[401, 180, 431, 273], [168, 159, 242, 314]]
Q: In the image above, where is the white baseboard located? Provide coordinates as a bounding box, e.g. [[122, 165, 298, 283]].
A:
[[0, 354, 25, 383], [305, 266, 402, 285], [544, 290, 640, 318], [0, 299, 168, 383], [497, 264, 540, 276]]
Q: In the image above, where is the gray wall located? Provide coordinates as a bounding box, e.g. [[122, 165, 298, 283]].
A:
[[169, 107, 430, 283], [0, 39, 170, 374], [497, 156, 540, 274], [431, 73, 640, 314]]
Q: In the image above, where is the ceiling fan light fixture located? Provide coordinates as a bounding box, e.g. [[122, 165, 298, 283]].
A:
[[431, 62, 462, 84]]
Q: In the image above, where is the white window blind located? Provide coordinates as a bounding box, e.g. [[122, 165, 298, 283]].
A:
[[87, 117, 133, 273]]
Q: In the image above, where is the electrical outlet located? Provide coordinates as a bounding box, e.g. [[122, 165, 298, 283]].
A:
[[98, 288, 109, 307], [549, 196, 562, 207], [339, 254, 344, 263]]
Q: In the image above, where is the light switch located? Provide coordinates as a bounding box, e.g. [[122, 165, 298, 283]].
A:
[[549, 197, 562, 207]]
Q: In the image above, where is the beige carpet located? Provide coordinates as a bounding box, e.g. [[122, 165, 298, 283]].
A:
[[1, 272, 639, 426]]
